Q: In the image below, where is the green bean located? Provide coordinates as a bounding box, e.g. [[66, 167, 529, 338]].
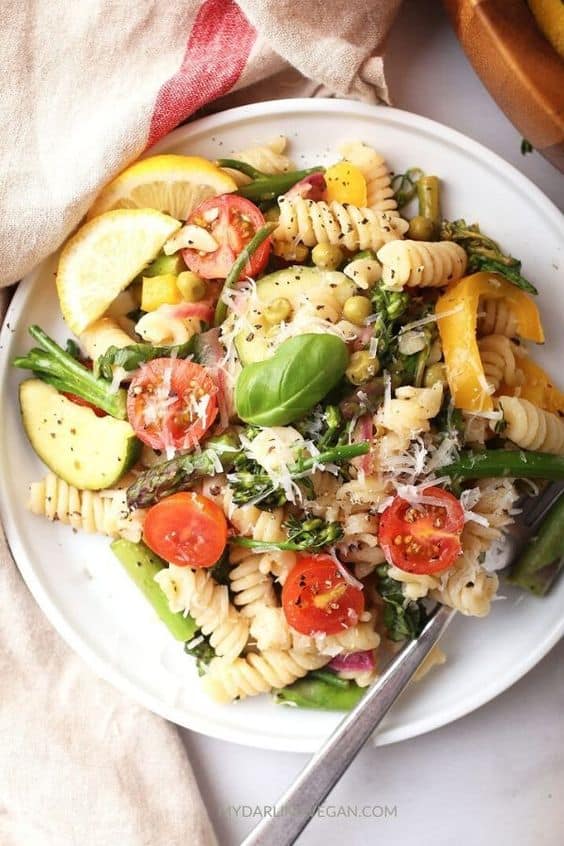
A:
[[440, 450, 564, 482], [236, 167, 324, 202], [214, 222, 278, 326], [275, 674, 365, 710], [216, 158, 265, 180], [507, 495, 564, 596]]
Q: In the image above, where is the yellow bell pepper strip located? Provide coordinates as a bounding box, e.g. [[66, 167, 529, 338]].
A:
[[141, 273, 181, 312], [501, 357, 564, 414], [325, 162, 367, 206], [436, 272, 544, 412]]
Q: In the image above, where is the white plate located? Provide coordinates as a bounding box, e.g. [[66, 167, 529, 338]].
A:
[[1, 99, 563, 753]]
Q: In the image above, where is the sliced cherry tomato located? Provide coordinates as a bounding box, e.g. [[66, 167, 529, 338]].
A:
[[182, 195, 271, 280], [62, 392, 107, 417], [282, 554, 365, 636], [143, 492, 227, 568], [378, 486, 464, 575], [127, 358, 218, 451]]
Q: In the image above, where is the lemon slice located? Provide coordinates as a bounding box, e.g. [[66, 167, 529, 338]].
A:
[[87, 155, 237, 220], [56, 209, 181, 334]]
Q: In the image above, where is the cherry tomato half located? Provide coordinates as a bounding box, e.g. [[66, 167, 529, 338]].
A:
[[282, 554, 365, 636], [127, 358, 218, 451], [378, 487, 464, 575], [143, 492, 227, 568], [182, 195, 271, 280]]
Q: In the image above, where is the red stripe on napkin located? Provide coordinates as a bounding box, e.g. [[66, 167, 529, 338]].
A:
[[148, 0, 256, 147]]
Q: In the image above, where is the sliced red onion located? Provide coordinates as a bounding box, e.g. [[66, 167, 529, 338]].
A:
[[328, 650, 375, 673], [285, 172, 327, 201], [166, 301, 214, 322]]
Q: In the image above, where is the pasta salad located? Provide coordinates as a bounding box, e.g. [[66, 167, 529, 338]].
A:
[[14, 136, 564, 709]]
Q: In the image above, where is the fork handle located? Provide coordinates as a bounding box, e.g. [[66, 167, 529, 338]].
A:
[[242, 605, 455, 846]]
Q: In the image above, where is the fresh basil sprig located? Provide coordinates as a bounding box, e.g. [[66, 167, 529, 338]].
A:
[[235, 334, 349, 426]]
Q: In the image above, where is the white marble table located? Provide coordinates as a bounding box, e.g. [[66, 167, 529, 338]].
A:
[[182, 2, 564, 843]]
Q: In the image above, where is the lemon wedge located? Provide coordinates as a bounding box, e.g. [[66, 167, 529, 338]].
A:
[[56, 209, 181, 334], [87, 155, 237, 221]]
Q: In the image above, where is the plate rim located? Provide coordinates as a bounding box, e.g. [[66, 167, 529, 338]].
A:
[[1, 97, 563, 752]]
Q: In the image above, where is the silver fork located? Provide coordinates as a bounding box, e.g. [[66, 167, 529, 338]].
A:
[[241, 482, 564, 846]]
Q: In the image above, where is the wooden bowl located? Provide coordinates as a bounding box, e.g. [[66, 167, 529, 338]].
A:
[[443, 0, 564, 171]]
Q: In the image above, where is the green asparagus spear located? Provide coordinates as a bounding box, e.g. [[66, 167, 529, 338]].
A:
[[440, 450, 564, 482], [409, 175, 441, 241], [13, 325, 127, 419], [229, 442, 370, 507], [275, 672, 365, 710], [126, 433, 241, 509], [110, 539, 197, 640], [235, 167, 324, 203], [507, 494, 564, 596], [214, 222, 278, 326], [232, 516, 343, 552]]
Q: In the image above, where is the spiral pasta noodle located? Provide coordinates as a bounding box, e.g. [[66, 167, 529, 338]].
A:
[[377, 382, 444, 439], [80, 317, 132, 360], [338, 140, 398, 215], [135, 308, 200, 345], [387, 566, 441, 601], [377, 240, 467, 289], [274, 197, 408, 252], [202, 649, 329, 703], [291, 619, 381, 655], [431, 554, 499, 617], [155, 565, 249, 662], [497, 396, 564, 454], [27, 474, 145, 541], [221, 136, 294, 186], [478, 335, 524, 392], [478, 298, 519, 338], [249, 607, 292, 652], [228, 553, 277, 618]]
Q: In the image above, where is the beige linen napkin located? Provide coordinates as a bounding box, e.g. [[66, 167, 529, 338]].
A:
[[0, 2, 401, 843]]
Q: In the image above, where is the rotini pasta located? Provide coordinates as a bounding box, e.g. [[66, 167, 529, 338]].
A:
[[497, 396, 564, 454], [478, 297, 519, 338], [338, 141, 398, 216], [377, 382, 444, 439], [80, 317, 133, 360], [274, 197, 408, 252], [249, 606, 292, 652], [135, 307, 200, 345], [155, 565, 249, 662], [291, 618, 381, 656], [478, 334, 524, 392], [221, 136, 294, 186], [202, 649, 329, 703], [377, 240, 467, 290], [431, 553, 499, 617], [228, 553, 277, 618], [28, 474, 145, 541], [387, 565, 441, 601], [343, 256, 382, 290]]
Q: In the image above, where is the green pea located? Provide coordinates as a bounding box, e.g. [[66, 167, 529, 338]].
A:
[[343, 296, 372, 326], [263, 297, 292, 325], [346, 350, 379, 385], [424, 363, 448, 388], [176, 271, 206, 302], [408, 215, 437, 242], [311, 243, 344, 270]]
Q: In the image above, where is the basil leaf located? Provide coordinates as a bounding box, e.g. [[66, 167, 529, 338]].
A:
[[235, 334, 349, 426]]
